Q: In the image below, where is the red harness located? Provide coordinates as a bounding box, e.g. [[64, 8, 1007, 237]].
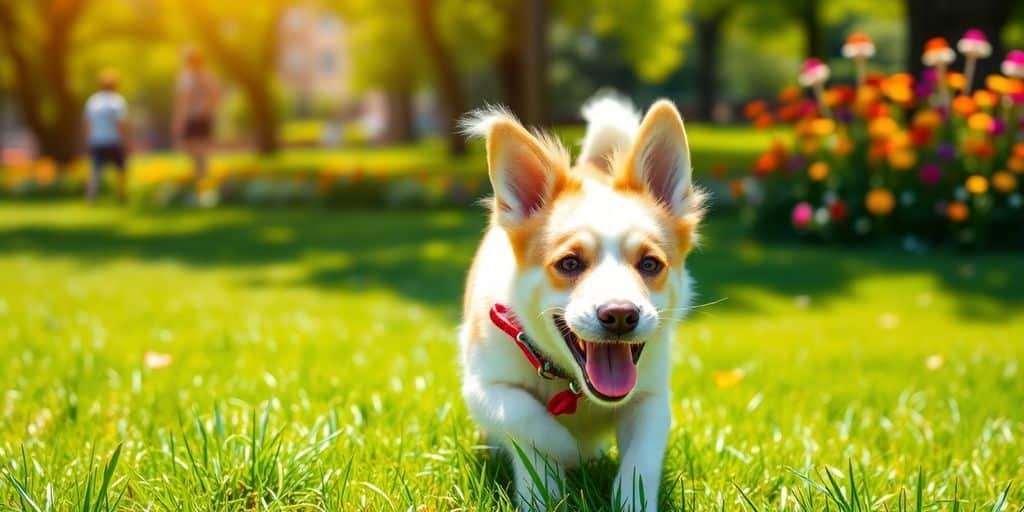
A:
[[489, 303, 583, 416]]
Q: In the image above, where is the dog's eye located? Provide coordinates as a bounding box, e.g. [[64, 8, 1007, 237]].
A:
[[637, 256, 664, 276], [555, 255, 584, 275]]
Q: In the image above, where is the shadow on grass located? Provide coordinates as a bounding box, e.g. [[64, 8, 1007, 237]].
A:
[[0, 202, 1020, 322]]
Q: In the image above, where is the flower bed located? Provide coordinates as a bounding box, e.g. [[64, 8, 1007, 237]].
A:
[[0, 158, 490, 210], [736, 31, 1024, 249]]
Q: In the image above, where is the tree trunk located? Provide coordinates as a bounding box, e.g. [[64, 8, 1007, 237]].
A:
[[695, 9, 728, 122], [247, 82, 279, 154], [496, 47, 525, 117], [800, 0, 822, 59], [906, 0, 1011, 90], [518, 0, 547, 126], [412, 0, 467, 155], [383, 88, 416, 144]]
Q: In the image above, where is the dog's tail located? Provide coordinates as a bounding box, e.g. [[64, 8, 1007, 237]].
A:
[[577, 91, 641, 170]]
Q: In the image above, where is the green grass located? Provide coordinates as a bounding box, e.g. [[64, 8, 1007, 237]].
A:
[[0, 200, 1021, 511]]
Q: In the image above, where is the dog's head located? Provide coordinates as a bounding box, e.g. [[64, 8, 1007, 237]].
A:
[[468, 99, 703, 406]]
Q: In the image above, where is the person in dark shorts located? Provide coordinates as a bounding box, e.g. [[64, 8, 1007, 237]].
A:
[[172, 47, 219, 180], [83, 69, 130, 202]]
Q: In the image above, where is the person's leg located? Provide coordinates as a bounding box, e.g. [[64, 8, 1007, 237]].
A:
[[86, 148, 103, 202], [114, 147, 127, 203]]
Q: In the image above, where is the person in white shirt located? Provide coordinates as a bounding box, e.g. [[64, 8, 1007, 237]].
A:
[[172, 47, 219, 181], [83, 70, 130, 202]]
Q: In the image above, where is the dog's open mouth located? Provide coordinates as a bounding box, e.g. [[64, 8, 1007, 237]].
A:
[[554, 315, 645, 401]]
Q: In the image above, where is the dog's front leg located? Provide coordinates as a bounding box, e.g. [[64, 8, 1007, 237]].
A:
[[465, 381, 580, 510], [613, 394, 670, 512]]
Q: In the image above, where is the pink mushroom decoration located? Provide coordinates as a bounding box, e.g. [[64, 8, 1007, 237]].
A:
[[1003, 50, 1024, 79], [842, 32, 875, 86], [957, 29, 992, 95], [798, 58, 832, 117]]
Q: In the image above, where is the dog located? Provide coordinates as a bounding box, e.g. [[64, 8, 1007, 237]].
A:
[[458, 94, 704, 511]]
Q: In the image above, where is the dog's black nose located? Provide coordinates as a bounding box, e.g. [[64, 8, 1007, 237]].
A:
[[597, 302, 640, 335]]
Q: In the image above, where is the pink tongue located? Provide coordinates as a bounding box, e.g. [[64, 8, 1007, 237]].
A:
[[583, 342, 637, 398]]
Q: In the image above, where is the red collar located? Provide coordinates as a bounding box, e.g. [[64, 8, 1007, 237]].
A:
[[489, 303, 583, 415]]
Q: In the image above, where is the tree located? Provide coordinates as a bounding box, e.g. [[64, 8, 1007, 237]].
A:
[[413, 0, 469, 155], [0, 0, 89, 163], [180, 0, 285, 154], [693, 1, 738, 121]]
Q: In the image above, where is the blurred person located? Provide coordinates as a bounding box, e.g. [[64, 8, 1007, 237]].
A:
[[172, 46, 219, 180], [83, 69, 130, 203]]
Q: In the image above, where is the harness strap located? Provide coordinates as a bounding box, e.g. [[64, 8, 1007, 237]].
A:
[[489, 303, 583, 416]]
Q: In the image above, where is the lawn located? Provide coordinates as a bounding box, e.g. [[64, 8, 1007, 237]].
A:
[[1, 200, 1022, 511]]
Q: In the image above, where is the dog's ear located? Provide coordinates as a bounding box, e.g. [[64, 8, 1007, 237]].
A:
[[467, 111, 568, 226], [617, 100, 694, 216]]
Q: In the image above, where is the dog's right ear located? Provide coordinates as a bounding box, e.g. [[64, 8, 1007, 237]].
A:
[[463, 109, 569, 226]]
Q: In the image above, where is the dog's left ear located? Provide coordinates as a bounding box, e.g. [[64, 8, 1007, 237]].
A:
[[617, 100, 694, 217]]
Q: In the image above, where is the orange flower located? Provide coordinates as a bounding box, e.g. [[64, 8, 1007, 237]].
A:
[[973, 90, 998, 108], [753, 152, 779, 176], [810, 118, 835, 136], [951, 96, 978, 116], [912, 109, 942, 129], [808, 161, 829, 181], [744, 100, 767, 119], [992, 171, 1018, 193], [965, 174, 988, 194], [778, 85, 802, 103], [967, 112, 994, 132], [965, 139, 995, 159], [754, 112, 775, 129], [946, 72, 966, 91], [801, 138, 821, 156], [729, 179, 745, 198], [889, 149, 917, 170], [865, 188, 895, 215], [1013, 143, 1024, 159], [833, 133, 854, 156], [986, 75, 1024, 95], [882, 74, 915, 104], [868, 117, 899, 139], [34, 158, 57, 186], [947, 201, 969, 222], [1009, 156, 1024, 174], [712, 369, 745, 388]]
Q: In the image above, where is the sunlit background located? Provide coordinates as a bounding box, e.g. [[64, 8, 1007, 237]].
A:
[[1, 1, 1023, 510]]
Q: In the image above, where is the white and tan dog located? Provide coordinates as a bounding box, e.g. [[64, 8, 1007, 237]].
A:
[[459, 95, 703, 511]]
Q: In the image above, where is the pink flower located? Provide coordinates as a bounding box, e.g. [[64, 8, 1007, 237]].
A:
[[792, 202, 814, 229], [919, 163, 942, 185], [957, 29, 991, 58]]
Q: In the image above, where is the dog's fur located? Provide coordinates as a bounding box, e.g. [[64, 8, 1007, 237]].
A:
[[459, 94, 703, 511]]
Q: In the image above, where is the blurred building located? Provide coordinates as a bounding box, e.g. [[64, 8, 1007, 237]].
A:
[[278, 6, 350, 116]]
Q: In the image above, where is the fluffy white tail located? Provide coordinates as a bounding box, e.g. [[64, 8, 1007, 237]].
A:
[[577, 92, 641, 169]]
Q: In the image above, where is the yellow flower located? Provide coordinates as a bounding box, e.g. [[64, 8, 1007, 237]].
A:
[[868, 117, 899, 140], [992, 171, 1018, 193], [888, 149, 917, 170], [965, 174, 988, 194], [967, 112, 994, 132], [865, 188, 895, 216], [973, 90, 998, 108], [947, 201, 969, 222], [808, 161, 829, 181], [712, 369, 745, 389], [810, 118, 836, 136]]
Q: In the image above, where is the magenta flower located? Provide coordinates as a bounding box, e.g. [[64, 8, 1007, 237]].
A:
[[919, 163, 942, 185], [792, 202, 814, 229]]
